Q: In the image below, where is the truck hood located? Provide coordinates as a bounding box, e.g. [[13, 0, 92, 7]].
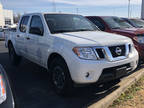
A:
[[54, 31, 132, 46], [112, 28, 144, 35]]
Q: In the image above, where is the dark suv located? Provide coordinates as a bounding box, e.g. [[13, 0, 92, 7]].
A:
[[123, 18, 144, 28]]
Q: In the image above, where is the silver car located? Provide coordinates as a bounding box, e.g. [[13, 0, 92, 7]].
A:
[[0, 28, 4, 40]]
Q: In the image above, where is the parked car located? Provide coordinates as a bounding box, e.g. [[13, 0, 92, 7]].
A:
[[123, 18, 144, 28], [5, 13, 138, 95], [0, 28, 4, 40], [86, 16, 144, 62], [0, 64, 15, 108]]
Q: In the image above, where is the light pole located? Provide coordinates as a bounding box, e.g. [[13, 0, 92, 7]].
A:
[[76, 8, 79, 14], [52, 0, 56, 12], [128, 0, 131, 18], [141, 0, 144, 19]]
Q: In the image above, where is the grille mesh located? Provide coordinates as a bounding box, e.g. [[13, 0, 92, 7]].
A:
[[95, 49, 105, 59], [109, 45, 126, 58]]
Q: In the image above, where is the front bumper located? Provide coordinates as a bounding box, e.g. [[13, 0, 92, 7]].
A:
[[68, 49, 139, 84], [96, 63, 131, 84]]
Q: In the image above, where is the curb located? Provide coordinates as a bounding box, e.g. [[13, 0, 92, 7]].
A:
[[88, 67, 144, 108]]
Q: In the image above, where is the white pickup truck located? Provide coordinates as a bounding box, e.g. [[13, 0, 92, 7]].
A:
[[5, 13, 138, 95]]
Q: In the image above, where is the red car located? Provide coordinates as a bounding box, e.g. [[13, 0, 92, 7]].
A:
[[86, 16, 144, 62]]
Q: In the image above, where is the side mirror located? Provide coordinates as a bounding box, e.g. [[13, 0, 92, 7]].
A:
[[29, 27, 43, 36]]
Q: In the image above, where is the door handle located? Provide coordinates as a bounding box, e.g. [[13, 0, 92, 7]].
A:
[[17, 35, 20, 37], [26, 37, 30, 40]]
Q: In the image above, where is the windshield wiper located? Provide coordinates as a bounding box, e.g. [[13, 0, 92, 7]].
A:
[[111, 27, 121, 29], [124, 26, 133, 28], [52, 29, 95, 33], [73, 29, 95, 32], [138, 26, 144, 28], [53, 30, 73, 33]]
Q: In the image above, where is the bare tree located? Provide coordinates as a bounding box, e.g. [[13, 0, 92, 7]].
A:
[[13, 13, 21, 24]]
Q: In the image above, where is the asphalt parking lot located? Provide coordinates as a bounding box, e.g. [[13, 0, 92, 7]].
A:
[[0, 41, 122, 108]]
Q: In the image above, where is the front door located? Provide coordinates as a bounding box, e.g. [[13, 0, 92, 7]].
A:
[[26, 15, 45, 64]]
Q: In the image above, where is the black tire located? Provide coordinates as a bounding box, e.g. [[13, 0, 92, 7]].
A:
[[8, 43, 21, 66], [49, 57, 73, 96]]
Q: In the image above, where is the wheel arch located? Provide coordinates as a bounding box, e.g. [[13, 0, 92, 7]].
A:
[[7, 40, 19, 56], [47, 53, 68, 68]]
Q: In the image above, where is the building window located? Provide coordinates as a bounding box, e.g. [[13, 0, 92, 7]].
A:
[[5, 18, 11, 25]]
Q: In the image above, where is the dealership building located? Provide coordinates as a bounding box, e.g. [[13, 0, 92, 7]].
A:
[[0, 3, 13, 28]]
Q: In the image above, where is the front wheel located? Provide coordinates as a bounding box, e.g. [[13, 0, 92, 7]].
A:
[[8, 43, 21, 66], [50, 57, 73, 96]]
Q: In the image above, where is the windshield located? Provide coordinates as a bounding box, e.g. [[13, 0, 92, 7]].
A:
[[44, 14, 99, 34], [103, 17, 133, 29], [131, 19, 144, 28]]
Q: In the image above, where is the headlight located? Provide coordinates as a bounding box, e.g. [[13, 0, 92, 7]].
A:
[[0, 74, 6, 104], [73, 47, 97, 60], [134, 36, 144, 44]]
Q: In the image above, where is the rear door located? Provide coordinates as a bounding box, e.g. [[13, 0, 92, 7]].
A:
[[16, 16, 30, 55]]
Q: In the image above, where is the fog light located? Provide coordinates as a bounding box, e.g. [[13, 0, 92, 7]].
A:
[[0, 75, 6, 104]]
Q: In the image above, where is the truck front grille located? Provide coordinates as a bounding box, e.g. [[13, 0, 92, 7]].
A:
[[94, 44, 131, 61], [108, 45, 126, 58]]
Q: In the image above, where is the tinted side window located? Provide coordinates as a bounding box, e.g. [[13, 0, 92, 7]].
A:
[[19, 16, 29, 33], [89, 17, 105, 31], [29, 15, 44, 36]]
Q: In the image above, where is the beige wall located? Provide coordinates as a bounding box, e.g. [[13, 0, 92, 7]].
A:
[[3, 10, 14, 24], [0, 3, 14, 27], [0, 4, 5, 28]]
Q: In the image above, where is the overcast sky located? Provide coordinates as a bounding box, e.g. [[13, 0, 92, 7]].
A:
[[0, 0, 142, 18]]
